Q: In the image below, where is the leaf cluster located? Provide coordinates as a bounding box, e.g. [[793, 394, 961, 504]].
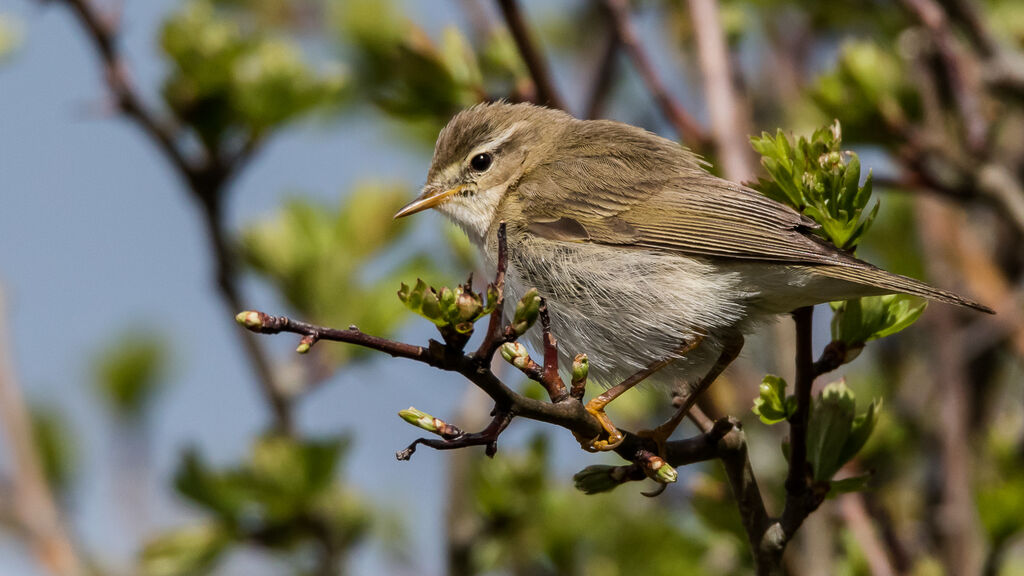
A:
[[141, 436, 370, 576], [333, 0, 527, 143], [751, 120, 878, 250], [160, 0, 345, 148], [754, 377, 879, 492], [398, 278, 498, 335]]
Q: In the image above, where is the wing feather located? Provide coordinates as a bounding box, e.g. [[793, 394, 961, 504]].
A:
[[511, 127, 991, 312]]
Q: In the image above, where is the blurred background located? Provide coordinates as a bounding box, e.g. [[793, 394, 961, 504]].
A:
[[0, 0, 1022, 575]]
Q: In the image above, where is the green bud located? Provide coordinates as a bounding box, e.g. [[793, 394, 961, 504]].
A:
[[398, 407, 439, 433], [573, 465, 625, 495], [455, 291, 483, 322], [571, 354, 589, 383], [512, 288, 541, 335], [439, 286, 457, 316], [295, 335, 315, 354], [407, 279, 428, 310], [500, 342, 531, 369], [651, 459, 678, 484], [235, 311, 264, 330], [420, 288, 442, 320], [636, 451, 678, 484], [484, 283, 499, 311]]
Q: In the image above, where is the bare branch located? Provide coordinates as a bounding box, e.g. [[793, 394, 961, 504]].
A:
[[60, 0, 195, 179], [0, 289, 83, 576], [901, 0, 988, 152], [687, 0, 756, 181], [49, 0, 290, 432], [603, 0, 710, 149], [838, 493, 898, 576], [494, 0, 567, 111], [584, 12, 621, 120]]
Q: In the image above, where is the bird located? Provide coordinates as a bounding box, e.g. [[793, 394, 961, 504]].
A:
[[394, 101, 990, 451]]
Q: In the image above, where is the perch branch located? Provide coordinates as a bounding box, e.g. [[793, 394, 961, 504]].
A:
[[494, 0, 567, 110]]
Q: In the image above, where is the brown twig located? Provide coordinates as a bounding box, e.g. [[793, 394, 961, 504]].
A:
[[584, 10, 621, 120], [838, 493, 898, 576], [0, 289, 83, 576], [475, 223, 511, 360], [494, 0, 567, 111], [901, 0, 988, 153], [603, 0, 710, 149], [241, 230, 832, 575], [687, 0, 755, 181], [537, 301, 568, 401]]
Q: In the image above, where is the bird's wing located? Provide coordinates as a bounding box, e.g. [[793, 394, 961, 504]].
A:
[[515, 161, 847, 265], [513, 160, 993, 312]]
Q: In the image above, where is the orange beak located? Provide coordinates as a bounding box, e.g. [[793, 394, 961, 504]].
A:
[[393, 185, 463, 219]]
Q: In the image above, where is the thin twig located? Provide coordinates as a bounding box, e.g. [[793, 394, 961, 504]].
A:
[[0, 289, 83, 576], [494, 0, 567, 110], [584, 10, 621, 120], [838, 493, 898, 576], [687, 0, 755, 181], [604, 0, 709, 149], [901, 0, 988, 153]]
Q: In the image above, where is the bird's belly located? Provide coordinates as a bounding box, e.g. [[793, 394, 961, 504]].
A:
[[494, 240, 753, 386]]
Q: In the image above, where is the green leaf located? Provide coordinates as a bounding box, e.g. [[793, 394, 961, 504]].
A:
[[807, 381, 857, 482], [831, 294, 926, 346], [806, 382, 883, 482], [827, 473, 873, 498], [839, 398, 882, 466], [141, 524, 230, 576], [752, 374, 794, 425]]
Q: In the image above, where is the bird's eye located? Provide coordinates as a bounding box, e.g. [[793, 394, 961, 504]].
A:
[[470, 153, 492, 172]]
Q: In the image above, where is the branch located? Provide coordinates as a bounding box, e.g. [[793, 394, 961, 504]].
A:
[[0, 289, 83, 576], [687, 0, 755, 181], [604, 0, 710, 149], [900, 0, 988, 153], [494, 0, 567, 111], [61, 0, 194, 179], [584, 11, 621, 120], [782, 306, 823, 531], [50, 0, 289, 432]]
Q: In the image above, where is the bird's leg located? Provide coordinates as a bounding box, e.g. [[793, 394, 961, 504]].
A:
[[580, 336, 705, 452], [640, 333, 745, 455]]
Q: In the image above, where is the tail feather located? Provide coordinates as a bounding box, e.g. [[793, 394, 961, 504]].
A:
[[812, 264, 994, 314]]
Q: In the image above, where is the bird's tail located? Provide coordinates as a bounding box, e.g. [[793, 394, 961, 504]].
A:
[[810, 263, 994, 314]]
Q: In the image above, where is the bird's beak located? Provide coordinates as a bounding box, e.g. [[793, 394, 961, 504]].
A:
[[393, 185, 463, 219]]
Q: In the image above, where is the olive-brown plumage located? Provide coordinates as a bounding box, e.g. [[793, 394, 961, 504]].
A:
[[396, 102, 990, 393]]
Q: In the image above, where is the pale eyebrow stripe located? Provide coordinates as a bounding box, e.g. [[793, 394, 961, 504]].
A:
[[468, 122, 523, 158]]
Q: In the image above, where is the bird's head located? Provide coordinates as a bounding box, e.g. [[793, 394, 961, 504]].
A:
[[394, 102, 569, 242]]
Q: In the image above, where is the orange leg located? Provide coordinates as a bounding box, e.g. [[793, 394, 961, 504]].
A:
[[640, 332, 744, 453], [580, 335, 705, 452]]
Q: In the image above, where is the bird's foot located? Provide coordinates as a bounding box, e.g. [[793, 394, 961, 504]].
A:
[[577, 399, 625, 452]]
